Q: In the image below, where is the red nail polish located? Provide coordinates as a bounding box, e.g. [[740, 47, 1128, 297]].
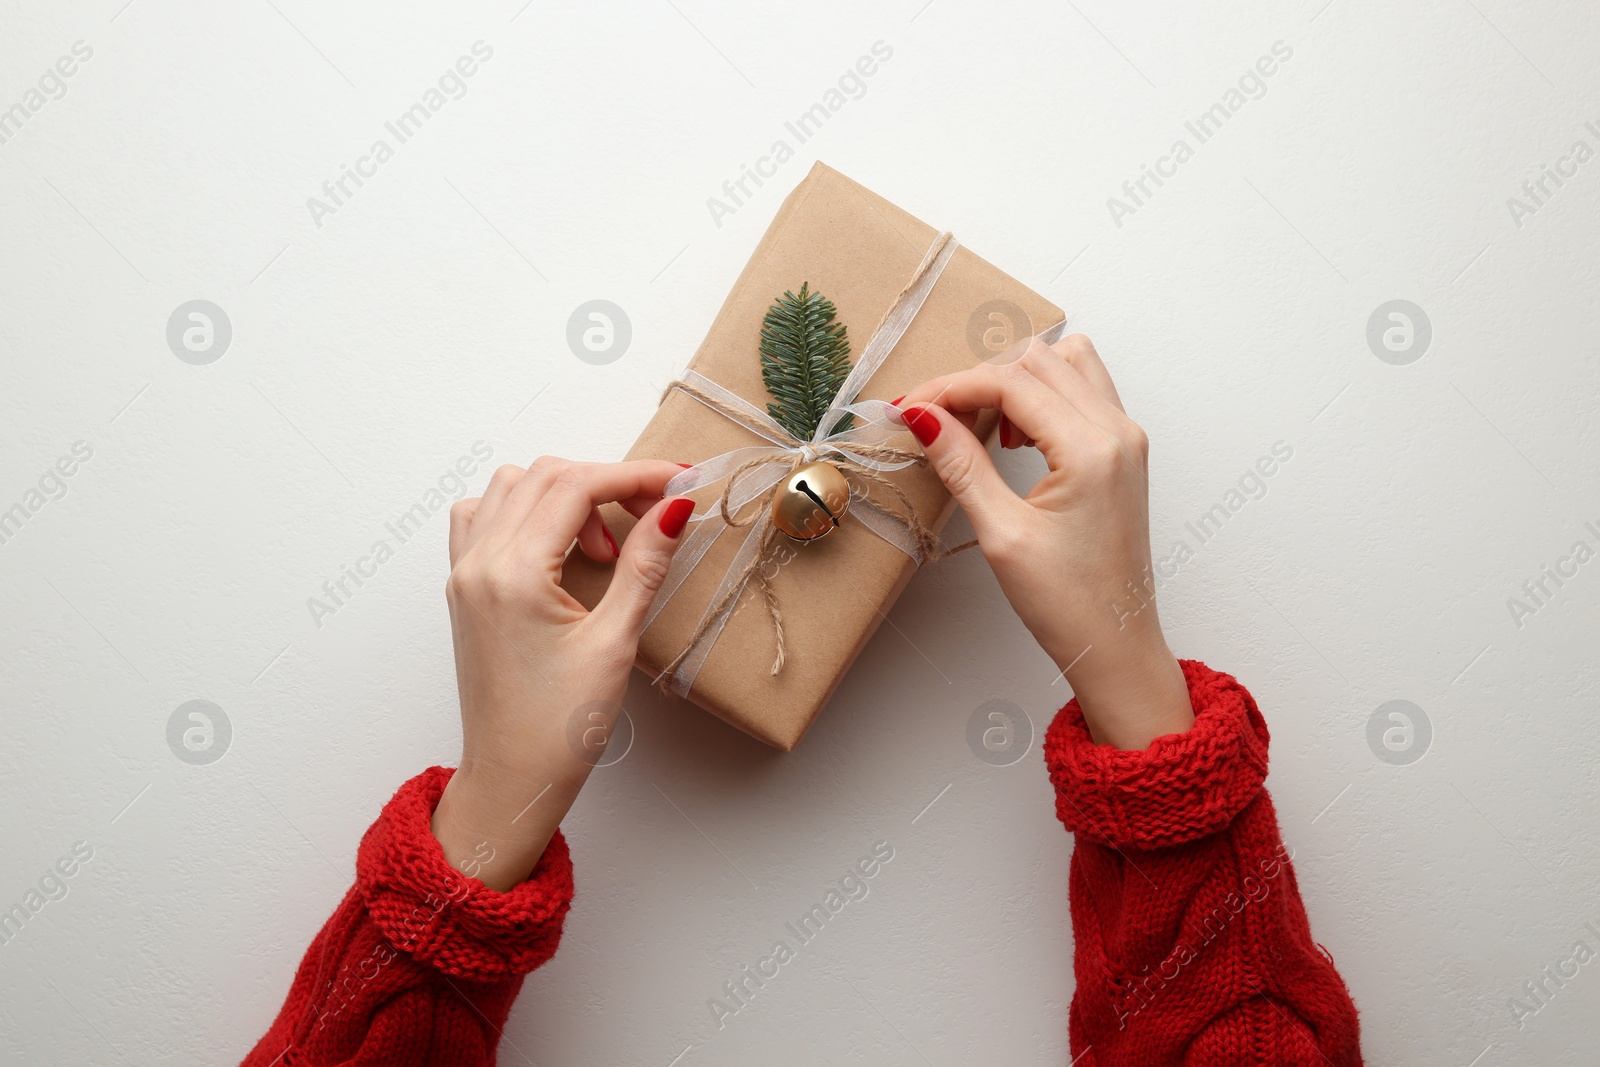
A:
[[678, 462, 693, 469], [601, 523, 619, 558], [999, 413, 1016, 449], [890, 395, 905, 407], [659, 497, 694, 538], [901, 405, 941, 446]]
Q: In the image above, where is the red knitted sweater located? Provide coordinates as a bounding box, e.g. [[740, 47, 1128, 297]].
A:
[[1046, 660, 1362, 1065], [242, 661, 1361, 1065]]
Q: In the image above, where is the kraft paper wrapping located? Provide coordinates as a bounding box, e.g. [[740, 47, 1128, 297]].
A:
[[562, 162, 1062, 750]]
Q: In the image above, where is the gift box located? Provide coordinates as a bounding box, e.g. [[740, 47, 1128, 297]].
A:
[[562, 162, 1062, 750]]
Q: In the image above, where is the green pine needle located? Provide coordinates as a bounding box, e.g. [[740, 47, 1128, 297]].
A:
[[759, 282, 853, 441]]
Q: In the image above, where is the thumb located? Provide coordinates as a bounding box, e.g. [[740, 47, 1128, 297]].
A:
[[592, 496, 695, 641], [900, 403, 1017, 537]]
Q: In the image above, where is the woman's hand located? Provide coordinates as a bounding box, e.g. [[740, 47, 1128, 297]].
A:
[[897, 334, 1192, 750], [430, 457, 694, 890]]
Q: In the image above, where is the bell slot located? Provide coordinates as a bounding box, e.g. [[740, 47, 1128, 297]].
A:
[[795, 478, 841, 527]]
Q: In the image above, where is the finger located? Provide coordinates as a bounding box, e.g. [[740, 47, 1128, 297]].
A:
[[506, 460, 685, 566], [903, 364, 1100, 470], [448, 497, 479, 566], [897, 402, 1020, 538], [997, 413, 1037, 450], [1012, 345, 1147, 468], [1050, 333, 1125, 412], [479, 459, 676, 553], [575, 507, 619, 562], [619, 493, 666, 520], [1011, 340, 1127, 427], [486, 455, 574, 538], [590, 496, 694, 640], [466, 465, 525, 548], [896, 393, 976, 434]]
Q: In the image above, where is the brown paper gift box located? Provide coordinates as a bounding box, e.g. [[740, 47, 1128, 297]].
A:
[[562, 162, 1062, 750]]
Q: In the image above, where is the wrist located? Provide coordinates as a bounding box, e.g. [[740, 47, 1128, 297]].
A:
[[1058, 634, 1193, 750], [433, 761, 575, 892]]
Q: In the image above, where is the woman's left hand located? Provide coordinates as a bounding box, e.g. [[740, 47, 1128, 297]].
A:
[[430, 457, 693, 890]]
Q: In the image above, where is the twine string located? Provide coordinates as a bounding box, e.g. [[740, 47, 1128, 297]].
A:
[[652, 402, 975, 681], [647, 232, 976, 695]]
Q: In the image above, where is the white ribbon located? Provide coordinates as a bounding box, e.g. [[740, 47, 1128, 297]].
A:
[[642, 232, 1058, 697]]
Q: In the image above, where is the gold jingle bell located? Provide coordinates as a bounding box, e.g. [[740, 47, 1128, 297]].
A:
[[770, 461, 850, 541]]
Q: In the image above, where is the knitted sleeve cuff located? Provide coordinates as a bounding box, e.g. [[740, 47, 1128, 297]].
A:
[[356, 766, 574, 982], [1043, 660, 1270, 851]]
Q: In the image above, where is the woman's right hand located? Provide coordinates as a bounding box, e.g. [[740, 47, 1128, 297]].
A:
[[897, 334, 1193, 750]]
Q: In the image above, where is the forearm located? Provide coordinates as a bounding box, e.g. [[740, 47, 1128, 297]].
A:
[[1046, 661, 1362, 1066], [243, 768, 573, 1066], [1058, 626, 1193, 750], [432, 754, 587, 892]]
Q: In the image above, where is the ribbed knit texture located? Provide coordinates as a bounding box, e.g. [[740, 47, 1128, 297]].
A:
[[1045, 659, 1362, 1065], [240, 766, 573, 1066], [244, 661, 1361, 1065]]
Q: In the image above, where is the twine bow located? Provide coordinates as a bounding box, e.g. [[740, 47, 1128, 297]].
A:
[[641, 233, 969, 697]]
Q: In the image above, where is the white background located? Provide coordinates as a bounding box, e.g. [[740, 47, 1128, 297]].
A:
[[2, 0, 1597, 1064]]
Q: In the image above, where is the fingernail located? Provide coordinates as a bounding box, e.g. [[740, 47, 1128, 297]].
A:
[[677, 462, 693, 469], [890, 395, 905, 407], [999, 413, 1016, 449], [601, 523, 619, 558], [901, 405, 941, 447], [659, 497, 694, 538]]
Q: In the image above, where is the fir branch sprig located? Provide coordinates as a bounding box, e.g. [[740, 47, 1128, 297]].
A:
[[759, 282, 853, 441]]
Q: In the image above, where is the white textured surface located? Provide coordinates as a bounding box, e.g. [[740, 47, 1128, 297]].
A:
[[2, 1, 1598, 1064]]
